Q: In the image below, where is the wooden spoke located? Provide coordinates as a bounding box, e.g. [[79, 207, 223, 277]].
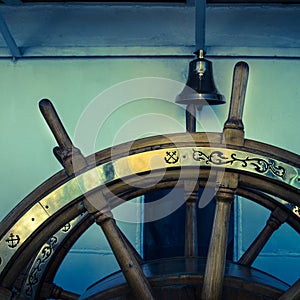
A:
[[236, 188, 300, 233], [115, 225, 143, 264], [238, 207, 288, 266], [41, 283, 80, 300], [39, 99, 74, 152], [224, 61, 249, 132], [278, 278, 300, 300], [201, 61, 249, 300], [39, 99, 87, 175], [84, 191, 155, 300], [202, 187, 235, 300], [223, 61, 249, 146], [184, 181, 199, 257]]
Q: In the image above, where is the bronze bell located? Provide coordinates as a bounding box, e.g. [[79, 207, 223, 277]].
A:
[[176, 51, 225, 106]]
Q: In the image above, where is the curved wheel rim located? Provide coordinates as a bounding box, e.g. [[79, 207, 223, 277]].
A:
[[0, 133, 300, 298]]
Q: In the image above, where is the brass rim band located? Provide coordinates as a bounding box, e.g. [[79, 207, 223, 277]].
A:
[[1, 146, 300, 277]]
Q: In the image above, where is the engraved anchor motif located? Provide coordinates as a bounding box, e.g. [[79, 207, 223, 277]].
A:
[[5, 233, 20, 248], [165, 151, 180, 164], [61, 223, 71, 232]]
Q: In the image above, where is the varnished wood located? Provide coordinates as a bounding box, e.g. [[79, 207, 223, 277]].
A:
[[236, 188, 300, 234], [223, 61, 249, 146], [39, 99, 149, 298], [40, 283, 80, 300], [1, 131, 299, 237], [84, 192, 155, 300], [185, 197, 198, 256], [0, 287, 12, 299], [34, 184, 300, 297], [239, 174, 300, 208], [39, 99, 87, 175], [2, 131, 298, 238], [278, 278, 300, 300], [224, 61, 249, 132], [83, 258, 288, 300], [186, 104, 197, 132], [3, 162, 299, 293], [1, 146, 298, 292], [1, 140, 300, 291], [39, 99, 73, 152], [238, 207, 288, 266], [184, 181, 199, 256], [202, 186, 235, 300], [116, 226, 143, 264], [202, 60, 249, 298], [202, 63, 249, 299], [39, 185, 299, 300]]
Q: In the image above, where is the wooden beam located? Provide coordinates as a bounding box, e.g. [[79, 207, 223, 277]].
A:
[[209, 0, 300, 3], [1, 0, 23, 5], [0, 12, 21, 59], [1, 5, 300, 58]]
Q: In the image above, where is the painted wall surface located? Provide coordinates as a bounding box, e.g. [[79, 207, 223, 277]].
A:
[[0, 56, 299, 294]]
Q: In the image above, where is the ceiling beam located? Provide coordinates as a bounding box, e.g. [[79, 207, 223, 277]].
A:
[[0, 12, 21, 59], [0, 4, 299, 58], [209, 0, 300, 2], [1, 0, 23, 5]]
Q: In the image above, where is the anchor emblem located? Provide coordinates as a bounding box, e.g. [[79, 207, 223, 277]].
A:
[[6, 233, 20, 248], [164, 151, 179, 164], [61, 223, 71, 232]]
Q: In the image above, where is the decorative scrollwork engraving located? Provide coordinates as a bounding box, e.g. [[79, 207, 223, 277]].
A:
[[192, 149, 286, 179], [165, 151, 179, 164], [25, 236, 58, 296], [5, 233, 20, 248], [22, 215, 85, 298]]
